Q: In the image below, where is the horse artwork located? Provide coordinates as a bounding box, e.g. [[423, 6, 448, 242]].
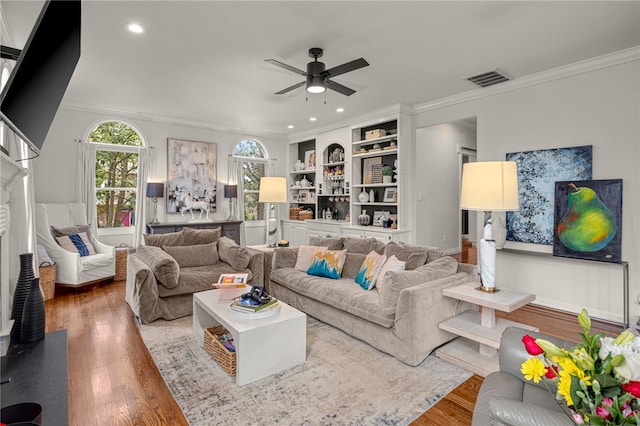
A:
[[177, 190, 210, 219], [166, 138, 217, 215]]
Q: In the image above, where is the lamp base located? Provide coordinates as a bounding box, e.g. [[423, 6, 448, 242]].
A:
[[476, 286, 500, 293]]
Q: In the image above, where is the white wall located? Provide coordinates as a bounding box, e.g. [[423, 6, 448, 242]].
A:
[[33, 107, 288, 246], [413, 58, 640, 323], [415, 121, 476, 252]]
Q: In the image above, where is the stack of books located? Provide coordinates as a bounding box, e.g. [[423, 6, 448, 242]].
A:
[[229, 296, 279, 314]]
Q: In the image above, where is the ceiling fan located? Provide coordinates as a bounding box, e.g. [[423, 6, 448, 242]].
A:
[[265, 47, 369, 96]]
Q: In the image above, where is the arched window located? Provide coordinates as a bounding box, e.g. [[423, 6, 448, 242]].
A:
[[232, 139, 267, 222], [88, 121, 143, 229]]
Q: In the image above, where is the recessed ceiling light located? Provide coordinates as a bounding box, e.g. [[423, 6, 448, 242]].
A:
[[336, 108, 344, 113], [309, 117, 317, 122], [287, 125, 294, 129], [127, 23, 144, 34]]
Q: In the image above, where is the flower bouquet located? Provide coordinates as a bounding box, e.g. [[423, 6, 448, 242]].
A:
[[521, 309, 640, 425]]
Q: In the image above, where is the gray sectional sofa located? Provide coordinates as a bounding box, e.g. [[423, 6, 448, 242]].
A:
[[125, 227, 264, 324], [269, 237, 477, 366]]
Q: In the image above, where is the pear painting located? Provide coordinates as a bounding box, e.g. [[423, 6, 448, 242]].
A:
[[553, 179, 622, 263]]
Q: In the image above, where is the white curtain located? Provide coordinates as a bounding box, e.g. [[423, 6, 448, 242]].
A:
[[133, 147, 151, 247], [76, 141, 97, 238]]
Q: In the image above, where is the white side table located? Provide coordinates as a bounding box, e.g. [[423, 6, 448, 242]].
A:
[[435, 282, 537, 377]]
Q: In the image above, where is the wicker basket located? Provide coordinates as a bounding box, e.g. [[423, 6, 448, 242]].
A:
[[39, 263, 56, 301], [204, 325, 236, 376], [115, 248, 128, 281], [298, 208, 313, 220], [289, 207, 300, 220]]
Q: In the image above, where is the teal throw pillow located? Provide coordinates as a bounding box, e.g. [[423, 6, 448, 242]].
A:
[[307, 249, 347, 280], [355, 250, 387, 290]]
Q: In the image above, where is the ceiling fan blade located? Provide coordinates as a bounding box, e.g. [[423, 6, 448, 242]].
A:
[[324, 58, 369, 78], [265, 59, 307, 76], [275, 80, 306, 95], [326, 79, 356, 96]]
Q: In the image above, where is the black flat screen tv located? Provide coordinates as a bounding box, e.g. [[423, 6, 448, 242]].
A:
[[0, 0, 81, 155]]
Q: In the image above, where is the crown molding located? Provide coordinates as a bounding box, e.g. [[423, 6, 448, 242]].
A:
[[59, 101, 287, 141], [413, 46, 640, 115]]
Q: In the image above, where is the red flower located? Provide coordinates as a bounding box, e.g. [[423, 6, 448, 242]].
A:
[[595, 405, 613, 420], [522, 335, 544, 355], [544, 365, 558, 379], [622, 381, 640, 397]]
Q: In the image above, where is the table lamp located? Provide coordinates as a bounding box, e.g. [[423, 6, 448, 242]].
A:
[[258, 177, 287, 247], [146, 182, 165, 225], [460, 161, 519, 292], [224, 184, 238, 221]]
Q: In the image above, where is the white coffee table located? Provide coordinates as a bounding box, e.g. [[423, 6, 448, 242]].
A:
[[193, 289, 306, 386]]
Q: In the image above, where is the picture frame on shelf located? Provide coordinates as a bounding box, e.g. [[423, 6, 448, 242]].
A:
[[372, 210, 390, 227], [299, 190, 309, 203], [291, 193, 300, 202], [304, 150, 316, 169], [383, 187, 396, 203]]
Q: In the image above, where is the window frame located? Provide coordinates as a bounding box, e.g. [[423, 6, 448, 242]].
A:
[[232, 139, 269, 225], [87, 122, 144, 235]]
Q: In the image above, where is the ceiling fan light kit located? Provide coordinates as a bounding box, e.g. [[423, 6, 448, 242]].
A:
[[266, 47, 369, 97]]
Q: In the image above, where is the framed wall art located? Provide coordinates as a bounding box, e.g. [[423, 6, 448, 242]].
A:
[[553, 179, 622, 263], [505, 145, 592, 250], [383, 187, 396, 203], [304, 150, 316, 169], [167, 138, 217, 215]]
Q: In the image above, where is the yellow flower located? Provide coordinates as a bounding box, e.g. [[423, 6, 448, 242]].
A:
[[521, 357, 547, 383], [557, 371, 575, 407]]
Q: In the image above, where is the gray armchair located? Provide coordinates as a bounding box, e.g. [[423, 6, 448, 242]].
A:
[[472, 327, 574, 426]]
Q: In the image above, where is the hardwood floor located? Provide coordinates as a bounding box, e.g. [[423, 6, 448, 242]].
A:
[[45, 241, 622, 425]]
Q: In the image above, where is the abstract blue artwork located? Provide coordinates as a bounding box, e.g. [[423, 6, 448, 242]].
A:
[[506, 145, 592, 245]]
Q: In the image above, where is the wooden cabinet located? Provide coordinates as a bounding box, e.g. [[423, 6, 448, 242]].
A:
[[146, 221, 242, 245], [281, 220, 307, 247], [341, 226, 409, 243], [305, 220, 343, 240]]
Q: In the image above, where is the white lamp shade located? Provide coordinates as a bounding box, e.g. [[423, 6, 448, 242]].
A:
[[258, 177, 287, 203], [460, 161, 519, 211]]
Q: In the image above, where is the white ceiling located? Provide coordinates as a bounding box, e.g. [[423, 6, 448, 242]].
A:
[[3, 1, 640, 137]]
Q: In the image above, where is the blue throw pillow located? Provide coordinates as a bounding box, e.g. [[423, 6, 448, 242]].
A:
[[307, 249, 347, 280], [355, 251, 386, 290]]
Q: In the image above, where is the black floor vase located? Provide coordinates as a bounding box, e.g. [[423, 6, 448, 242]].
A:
[[10, 253, 35, 344], [21, 278, 46, 343]]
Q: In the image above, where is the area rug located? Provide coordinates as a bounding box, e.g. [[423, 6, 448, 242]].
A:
[[139, 315, 472, 425]]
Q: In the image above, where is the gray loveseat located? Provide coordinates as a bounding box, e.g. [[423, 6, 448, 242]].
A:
[[472, 327, 573, 426], [126, 227, 264, 324], [269, 237, 477, 366]]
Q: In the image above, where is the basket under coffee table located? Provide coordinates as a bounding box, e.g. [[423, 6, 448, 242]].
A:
[[193, 289, 306, 386]]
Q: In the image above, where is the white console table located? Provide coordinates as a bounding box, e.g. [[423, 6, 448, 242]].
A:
[[436, 282, 537, 377]]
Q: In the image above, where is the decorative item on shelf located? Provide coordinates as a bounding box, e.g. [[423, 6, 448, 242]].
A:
[[372, 211, 390, 227], [294, 175, 302, 187], [289, 207, 301, 220], [304, 150, 316, 169], [358, 209, 370, 226], [20, 277, 45, 343], [460, 161, 519, 293], [393, 159, 399, 182], [365, 129, 386, 140], [146, 182, 165, 225], [224, 184, 238, 221], [294, 159, 305, 171], [369, 189, 375, 203], [299, 208, 313, 220], [10, 252, 35, 344], [371, 164, 383, 183], [358, 189, 369, 203], [300, 175, 310, 188], [371, 143, 381, 151], [259, 177, 287, 247], [383, 187, 396, 203], [382, 165, 393, 184]]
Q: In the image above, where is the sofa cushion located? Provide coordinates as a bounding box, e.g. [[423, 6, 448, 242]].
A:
[[355, 251, 387, 290], [51, 224, 93, 242], [399, 242, 444, 264], [273, 247, 299, 269], [144, 230, 186, 247], [383, 241, 428, 270], [163, 242, 219, 267], [55, 232, 96, 256], [157, 263, 252, 298], [136, 245, 180, 289], [182, 227, 221, 245], [308, 236, 343, 250], [294, 245, 327, 271], [270, 268, 395, 328], [379, 256, 458, 308], [375, 255, 406, 292], [55, 232, 94, 256], [218, 237, 251, 270], [343, 237, 376, 254], [342, 253, 367, 279], [307, 249, 347, 279]]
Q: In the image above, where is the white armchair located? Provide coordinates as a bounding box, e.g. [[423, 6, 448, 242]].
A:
[[35, 203, 115, 287]]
